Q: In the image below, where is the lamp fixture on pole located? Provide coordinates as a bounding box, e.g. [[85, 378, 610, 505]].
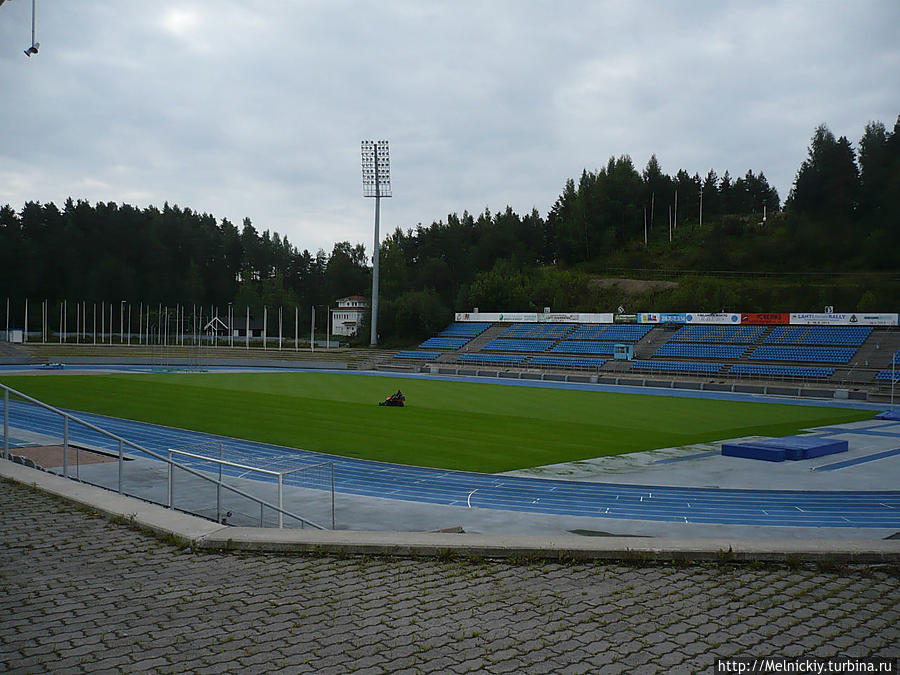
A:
[[361, 140, 391, 347]]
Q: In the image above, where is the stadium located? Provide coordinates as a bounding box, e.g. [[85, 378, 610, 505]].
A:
[[2, 307, 898, 542]]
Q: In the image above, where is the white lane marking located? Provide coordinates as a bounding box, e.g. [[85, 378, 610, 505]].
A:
[[467, 489, 478, 508]]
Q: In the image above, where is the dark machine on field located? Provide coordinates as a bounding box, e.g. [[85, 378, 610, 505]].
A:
[[379, 390, 406, 407]]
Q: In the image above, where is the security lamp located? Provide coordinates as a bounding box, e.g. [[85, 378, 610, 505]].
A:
[[23, 0, 39, 57]]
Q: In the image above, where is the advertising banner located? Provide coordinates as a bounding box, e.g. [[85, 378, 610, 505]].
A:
[[540, 313, 582, 323], [454, 312, 613, 323], [684, 313, 741, 325], [790, 313, 898, 326], [658, 312, 687, 324], [613, 314, 639, 324], [564, 313, 614, 324], [741, 313, 790, 325]]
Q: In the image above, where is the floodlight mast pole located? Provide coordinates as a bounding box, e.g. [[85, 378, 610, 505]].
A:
[[371, 150, 381, 347], [362, 140, 391, 347]]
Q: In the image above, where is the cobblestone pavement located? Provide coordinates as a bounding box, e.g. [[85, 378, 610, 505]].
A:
[[1, 480, 898, 674]]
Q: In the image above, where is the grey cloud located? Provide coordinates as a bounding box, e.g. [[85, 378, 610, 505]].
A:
[[0, 0, 897, 254]]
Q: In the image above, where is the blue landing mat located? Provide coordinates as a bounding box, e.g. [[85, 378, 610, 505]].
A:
[[721, 436, 849, 463], [875, 410, 900, 421]]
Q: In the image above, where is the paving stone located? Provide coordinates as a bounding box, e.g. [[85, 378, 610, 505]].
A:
[[2, 479, 899, 673]]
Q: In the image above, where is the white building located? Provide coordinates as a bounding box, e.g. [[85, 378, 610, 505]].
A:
[[331, 296, 368, 337]]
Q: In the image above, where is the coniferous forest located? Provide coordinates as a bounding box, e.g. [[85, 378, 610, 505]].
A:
[[2, 118, 898, 344]]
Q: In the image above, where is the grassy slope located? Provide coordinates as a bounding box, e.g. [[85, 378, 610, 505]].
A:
[[0, 372, 874, 473]]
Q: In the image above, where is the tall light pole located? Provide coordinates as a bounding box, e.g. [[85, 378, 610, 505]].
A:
[[361, 140, 391, 347]]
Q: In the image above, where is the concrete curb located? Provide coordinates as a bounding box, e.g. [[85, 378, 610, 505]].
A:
[[3, 460, 899, 564]]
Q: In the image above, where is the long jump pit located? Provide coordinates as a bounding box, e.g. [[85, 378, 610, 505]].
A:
[[11, 445, 118, 470]]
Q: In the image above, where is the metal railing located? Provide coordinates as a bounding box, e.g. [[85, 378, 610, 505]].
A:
[[1, 383, 327, 529], [168, 445, 334, 529]]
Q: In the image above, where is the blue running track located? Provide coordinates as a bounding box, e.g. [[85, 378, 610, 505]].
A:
[[3, 399, 899, 529]]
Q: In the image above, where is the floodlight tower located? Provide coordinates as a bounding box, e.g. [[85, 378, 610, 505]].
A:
[[361, 140, 391, 346]]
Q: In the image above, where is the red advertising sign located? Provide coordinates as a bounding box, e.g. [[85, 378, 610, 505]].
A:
[[741, 313, 790, 325]]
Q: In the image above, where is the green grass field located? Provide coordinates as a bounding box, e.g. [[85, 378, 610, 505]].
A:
[[0, 372, 875, 473]]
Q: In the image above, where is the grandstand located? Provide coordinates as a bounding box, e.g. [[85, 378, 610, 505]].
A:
[[388, 313, 900, 402]]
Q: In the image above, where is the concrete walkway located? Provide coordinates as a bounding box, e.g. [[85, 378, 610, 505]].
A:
[[1, 464, 898, 673]]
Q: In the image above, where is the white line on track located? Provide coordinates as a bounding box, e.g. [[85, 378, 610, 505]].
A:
[[467, 489, 478, 508]]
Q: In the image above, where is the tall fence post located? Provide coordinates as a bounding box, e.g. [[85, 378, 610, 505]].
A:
[[278, 474, 284, 529], [3, 388, 9, 460], [217, 443, 223, 523], [63, 416, 69, 478], [118, 439, 123, 494], [167, 449, 173, 508]]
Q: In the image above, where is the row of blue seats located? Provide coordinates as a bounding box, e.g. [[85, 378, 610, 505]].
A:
[[728, 364, 835, 378], [631, 360, 723, 374], [394, 351, 441, 360], [418, 337, 471, 350], [568, 324, 652, 341], [529, 356, 607, 368], [875, 370, 900, 381], [655, 344, 748, 359], [671, 325, 764, 344], [550, 341, 619, 355], [458, 354, 606, 368], [438, 322, 491, 338], [764, 326, 872, 346], [483, 338, 555, 352], [499, 323, 573, 340], [749, 346, 856, 363], [458, 353, 527, 364]]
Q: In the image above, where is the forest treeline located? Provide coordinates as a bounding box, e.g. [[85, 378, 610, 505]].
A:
[[1, 117, 898, 343]]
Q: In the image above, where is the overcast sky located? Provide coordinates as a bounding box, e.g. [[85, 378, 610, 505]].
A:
[[1, 1, 898, 255]]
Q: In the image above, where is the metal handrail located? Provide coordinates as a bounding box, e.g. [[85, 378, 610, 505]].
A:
[[1, 383, 326, 529]]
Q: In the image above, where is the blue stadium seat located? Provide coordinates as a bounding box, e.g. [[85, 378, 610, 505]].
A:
[[458, 353, 527, 365], [728, 364, 835, 378], [749, 346, 856, 363], [671, 325, 763, 344], [438, 322, 491, 338], [483, 338, 555, 352], [763, 326, 872, 346], [631, 360, 723, 374], [418, 337, 470, 350], [568, 324, 652, 341], [394, 351, 441, 360], [551, 341, 619, 355], [498, 323, 574, 340], [654, 344, 748, 359], [529, 356, 607, 369]]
